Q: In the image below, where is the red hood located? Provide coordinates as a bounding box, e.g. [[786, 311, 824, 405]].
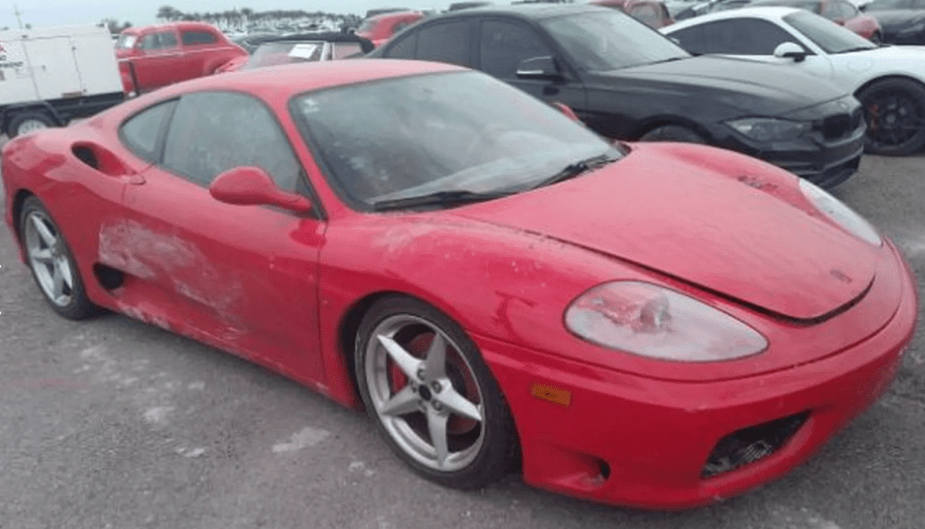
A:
[[455, 143, 878, 322]]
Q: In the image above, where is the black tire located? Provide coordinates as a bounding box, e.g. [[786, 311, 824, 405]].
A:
[[354, 295, 518, 489], [8, 111, 55, 138], [639, 124, 707, 144], [18, 196, 97, 320], [857, 78, 925, 156]]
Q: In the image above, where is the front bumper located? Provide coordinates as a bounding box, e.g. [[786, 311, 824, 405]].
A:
[[476, 242, 917, 510], [714, 97, 866, 189]]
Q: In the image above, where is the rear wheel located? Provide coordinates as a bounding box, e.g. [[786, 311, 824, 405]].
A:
[[9, 111, 55, 138], [19, 197, 96, 320], [857, 78, 925, 156], [639, 124, 706, 144], [355, 296, 518, 489]]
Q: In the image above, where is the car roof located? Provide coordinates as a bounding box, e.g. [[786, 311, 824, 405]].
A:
[[664, 5, 802, 30], [432, 3, 609, 21], [123, 21, 220, 34], [147, 59, 465, 100], [240, 31, 375, 53]]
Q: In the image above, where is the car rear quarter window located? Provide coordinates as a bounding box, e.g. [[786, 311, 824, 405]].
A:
[[161, 92, 302, 191], [384, 33, 417, 58], [480, 20, 555, 79], [119, 100, 178, 162], [182, 30, 218, 46], [416, 21, 474, 67], [670, 18, 799, 55]]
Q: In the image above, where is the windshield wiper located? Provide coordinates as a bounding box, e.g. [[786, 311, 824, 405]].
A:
[[531, 153, 620, 190], [371, 189, 513, 211]]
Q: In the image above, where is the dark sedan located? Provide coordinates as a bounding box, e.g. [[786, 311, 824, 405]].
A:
[[863, 0, 925, 44], [369, 4, 865, 188]]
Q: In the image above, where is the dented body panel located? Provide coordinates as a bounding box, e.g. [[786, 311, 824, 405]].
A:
[[1, 60, 918, 510]]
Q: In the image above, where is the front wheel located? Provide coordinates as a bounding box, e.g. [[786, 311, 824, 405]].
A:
[[355, 296, 518, 489], [9, 111, 55, 138], [19, 197, 97, 319], [857, 78, 925, 156]]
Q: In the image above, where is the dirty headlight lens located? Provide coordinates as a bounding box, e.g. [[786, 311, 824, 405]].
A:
[[799, 179, 881, 246], [726, 118, 810, 142], [565, 281, 767, 362]]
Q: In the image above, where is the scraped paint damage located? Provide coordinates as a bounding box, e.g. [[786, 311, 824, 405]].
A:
[[98, 219, 244, 319]]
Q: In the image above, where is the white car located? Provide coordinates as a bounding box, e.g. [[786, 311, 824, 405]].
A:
[[663, 6, 925, 155]]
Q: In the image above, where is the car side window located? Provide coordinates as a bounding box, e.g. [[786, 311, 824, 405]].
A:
[[182, 31, 218, 46], [140, 31, 178, 50], [159, 31, 179, 48], [480, 20, 554, 79], [670, 19, 800, 55], [385, 33, 416, 58], [822, 0, 857, 19], [415, 21, 473, 67], [161, 92, 302, 192], [119, 100, 178, 162], [628, 4, 662, 28]]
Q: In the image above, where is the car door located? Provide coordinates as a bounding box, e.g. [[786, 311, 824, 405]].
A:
[[179, 29, 221, 77], [117, 91, 326, 381], [133, 29, 183, 89], [667, 18, 834, 78], [475, 19, 588, 121]]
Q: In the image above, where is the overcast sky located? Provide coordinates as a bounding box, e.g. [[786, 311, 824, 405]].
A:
[[1, 1, 466, 30]]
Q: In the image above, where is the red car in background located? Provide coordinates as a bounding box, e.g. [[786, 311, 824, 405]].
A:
[[115, 22, 247, 94], [355, 10, 425, 47], [591, 0, 676, 27], [749, 0, 883, 40]]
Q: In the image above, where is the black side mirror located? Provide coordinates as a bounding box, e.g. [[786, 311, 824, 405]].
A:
[[516, 56, 564, 81]]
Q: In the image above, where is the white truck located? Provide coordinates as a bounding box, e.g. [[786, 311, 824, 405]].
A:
[[0, 25, 125, 138]]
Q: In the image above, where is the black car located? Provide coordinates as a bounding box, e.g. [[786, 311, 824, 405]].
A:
[[863, 0, 925, 44], [368, 4, 865, 188]]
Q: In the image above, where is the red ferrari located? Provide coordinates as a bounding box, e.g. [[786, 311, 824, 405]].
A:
[[1, 60, 917, 509]]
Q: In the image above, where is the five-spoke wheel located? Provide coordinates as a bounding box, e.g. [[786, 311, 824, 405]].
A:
[[19, 197, 96, 319], [355, 296, 518, 488]]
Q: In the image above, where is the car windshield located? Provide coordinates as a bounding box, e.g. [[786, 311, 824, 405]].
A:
[[116, 34, 137, 49], [245, 41, 326, 69], [541, 10, 689, 71], [784, 10, 876, 53], [290, 71, 622, 209], [357, 18, 376, 33]]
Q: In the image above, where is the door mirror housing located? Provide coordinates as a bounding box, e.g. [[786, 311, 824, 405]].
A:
[[773, 42, 808, 62], [549, 101, 583, 124], [209, 166, 313, 213], [516, 56, 564, 81]]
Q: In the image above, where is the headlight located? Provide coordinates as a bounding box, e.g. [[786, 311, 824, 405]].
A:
[[726, 118, 810, 142], [564, 281, 767, 362], [799, 179, 881, 246]]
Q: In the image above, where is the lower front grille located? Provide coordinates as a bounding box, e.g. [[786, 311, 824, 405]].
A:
[[701, 411, 810, 479]]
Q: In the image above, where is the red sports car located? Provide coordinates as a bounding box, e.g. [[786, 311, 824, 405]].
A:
[[1, 60, 916, 509], [355, 11, 425, 47]]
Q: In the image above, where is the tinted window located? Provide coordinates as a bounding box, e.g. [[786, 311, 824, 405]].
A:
[[416, 21, 473, 66], [385, 33, 416, 58], [182, 30, 218, 45], [119, 100, 178, 162], [480, 20, 554, 79], [162, 92, 302, 191], [628, 4, 662, 28], [541, 11, 688, 70], [670, 18, 800, 55], [333, 42, 364, 59], [160, 31, 178, 48], [784, 10, 875, 52], [865, 0, 911, 9]]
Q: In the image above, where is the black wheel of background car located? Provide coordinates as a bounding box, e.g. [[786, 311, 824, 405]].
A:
[[9, 111, 55, 138], [18, 197, 97, 320], [639, 124, 707, 144], [355, 296, 519, 489], [857, 78, 925, 156]]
